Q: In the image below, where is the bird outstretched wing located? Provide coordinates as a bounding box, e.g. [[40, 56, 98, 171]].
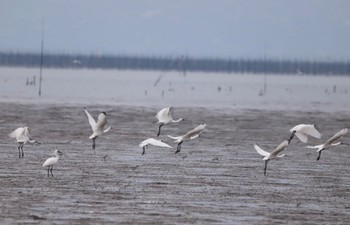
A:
[[291, 124, 321, 138], [271, 140, 289, 156], [139, 138, 172, 148], [149, 138, 172, 148], [290, 124, 321, 143], [96, 112, 107, 129], [9, 127, 24, 139], [298, 124, 321, 138], [295, 132, 308, 143], [306, 144, 324, 151], [156, 107, 171, 122], [325, 128, 348, 145], [84, 108, 97, 129], [184, 124, 206, 138], [254, 144, 270, 157]]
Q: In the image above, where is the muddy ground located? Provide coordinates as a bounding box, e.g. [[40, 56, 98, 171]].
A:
[[0, 103, 349, 224]]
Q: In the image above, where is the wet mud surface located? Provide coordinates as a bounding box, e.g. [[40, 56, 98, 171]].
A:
[[0, 103, 349, 224]]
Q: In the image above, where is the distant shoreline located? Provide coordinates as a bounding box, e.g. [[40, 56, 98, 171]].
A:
[[1, 51, 350, 75]]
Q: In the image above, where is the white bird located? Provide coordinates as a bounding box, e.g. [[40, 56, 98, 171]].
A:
[[42, 150, 63, 177], [138, 138, 173, 155], [72, 59, 81, 65], [84, 107, 112, 149], [307, 128, 348, 161], [168, 124, 206, 153], [254, 140, 289, 175], [8, 127, 41, 158], [156, 107, 184, 137], [288, 124, 321, 143]]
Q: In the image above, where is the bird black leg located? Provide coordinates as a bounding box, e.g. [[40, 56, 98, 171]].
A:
[[288, 131, 296, 144], [47, 167, 50, 177], [50, 167, 54, 177], [317, 151, 322, 161], [264, 160, 269, 176], [92, 137, 96, 149], [142, 146, 146, 155], [21, 144, 24, 158], [18, 144, 21, 158], [157, 124, 164, 137], [175, 141, 183, 153]]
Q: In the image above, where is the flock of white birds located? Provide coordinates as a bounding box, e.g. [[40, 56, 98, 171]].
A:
[[255, 124, 348, 175], [141, 106, 206, 154], [7, 106, 348, 177], [7, 106, 206, 177]]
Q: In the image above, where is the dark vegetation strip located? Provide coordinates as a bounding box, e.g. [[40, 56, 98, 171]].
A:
[[0, 51, 350, 75]]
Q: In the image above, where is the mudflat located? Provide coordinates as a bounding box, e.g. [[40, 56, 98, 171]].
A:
[[0, 103, 349, 224]]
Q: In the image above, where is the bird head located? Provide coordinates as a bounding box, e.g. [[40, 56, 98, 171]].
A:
[[54, 150, 63, 156]]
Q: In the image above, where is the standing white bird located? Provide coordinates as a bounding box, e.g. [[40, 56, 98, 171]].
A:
[[307, 128, 348, 161], [84, 107, 112, 149], [254, 140, 289, 176], [288, 124, 321, 143], [155, 107, 184, 137], [8, 127, 41, 158], [42, 150, 63, 177], [138, 138, 173, 155], [168, 124, 206, 153]]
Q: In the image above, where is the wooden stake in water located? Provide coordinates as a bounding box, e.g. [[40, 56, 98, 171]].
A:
[[263, 42, 267, 95], [38, 19, 44, 97]]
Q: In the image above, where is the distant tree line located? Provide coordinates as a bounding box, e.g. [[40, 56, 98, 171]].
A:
[[0, 51, 349, 75]]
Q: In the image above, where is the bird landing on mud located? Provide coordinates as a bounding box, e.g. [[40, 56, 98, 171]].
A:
[[84, 108, 112, 149], [254, 140, 288, 176]]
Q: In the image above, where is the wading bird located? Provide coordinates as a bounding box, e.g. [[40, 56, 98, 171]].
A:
[[288, 124, 321, 143], [156, 107, 184, 136], [307, 128, 348, 161], [138, 138, 172, 155], [254, 140, 289, 176], [42, 150, 63, 177], [168, 124, 206, 153], [8, 127, 41, 158], [84, 108, 111, 149]]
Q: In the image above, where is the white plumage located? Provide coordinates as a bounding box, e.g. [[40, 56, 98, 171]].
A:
[[138, 138, 172, 155], [288, 124, 321, 143], [307, 128, 348, 160], [254, 140, 289, 175], [155, 106, 183, 136], [42, 150, 63, 177], [84, 108, 111, 149], [168, 124, 206, 153], [8, 126, 41, 158]]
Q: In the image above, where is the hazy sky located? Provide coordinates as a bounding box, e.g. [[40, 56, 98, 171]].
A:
[[1, 0, 350, 59]]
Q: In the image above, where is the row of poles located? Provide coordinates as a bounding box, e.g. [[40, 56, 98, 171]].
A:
[[38, 19, 44, 97]]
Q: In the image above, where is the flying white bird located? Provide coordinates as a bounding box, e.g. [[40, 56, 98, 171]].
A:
[[254, 140, 289, 176], [288, 124, 321, 143], [42, 150, 63, 177], [307, 128, 348, 161], [168, 124, 206, 153], [138, 138, 173, 155], [84, 107, 112, 149], [155, 107, 184, 136], [8, 127, 41, 158]]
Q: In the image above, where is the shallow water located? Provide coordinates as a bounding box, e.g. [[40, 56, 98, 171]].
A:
[[1, 67, 350, 111], [0, 103, 349, 224]]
